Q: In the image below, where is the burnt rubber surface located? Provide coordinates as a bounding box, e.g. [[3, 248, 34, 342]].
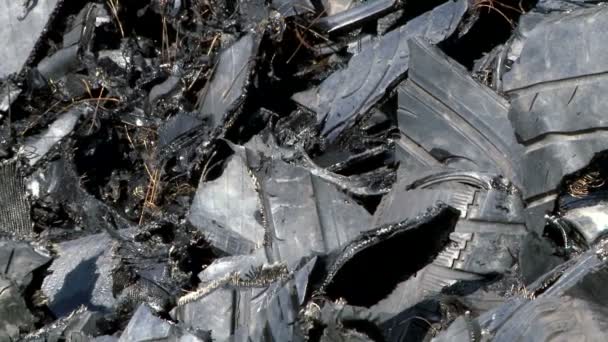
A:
[[2, 0, 608, 341]]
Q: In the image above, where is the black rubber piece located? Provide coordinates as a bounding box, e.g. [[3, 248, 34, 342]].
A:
[[188, 145, 373, 266], [435, 240, 608, 341], [196, 33, 259, 132], [396, 38, 521, 187], [292, 0, 469, 142], [503, 6, 608, 207], [368, 170, 529, 322], [396, 33, 608, 234]]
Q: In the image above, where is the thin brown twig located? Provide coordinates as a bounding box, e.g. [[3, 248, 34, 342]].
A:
[[294, 28, 315, 50], [60, 97, 120, 115], [21, 97, 119, 136], [293, 22, 333, 44], [88, 86, 105, 134], [477, 0, 523, 13], [286, 10, 327, 63], [107, 0, 125, 38], [120, 121, 157, 133], [207, 33, 220, 55], [201, 151, 217, 182], [188, 56, 218, 93], [152, 168, 161, 204], [21, 100, 62, 136], [188, 65, 206, 91], [139, 164, 158, 225], [161, 15, 170, 63], [476, 4, 513, 25], [142, 161, 154, 181], [187, 33, 220, 91], [123, 125, 136, 150], [221, 58, 254, 99], [139, 183, 151, 225], [174, 25, 180, 64], [81, 79, 93, 98], [474, 0, 523, 27], [286, 34, 305, 64]]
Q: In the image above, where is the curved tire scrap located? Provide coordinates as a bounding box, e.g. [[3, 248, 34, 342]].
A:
[[0, 241, 51, 341], [396, 38, 521, 189], [292, 0, 471, 142], [503, 6, 608, 212], [188, 144, 372, 266], [196, 33, 260, 134], [317, 203, 460, 304], [314, 0, 399, 34], [397, 28, 608, 233], [433, 296, 608, 342], [172, 257, 317, 342], [434, 240, 608, 341], [368, 170, 528, 322], [0, 0, 61, 78]]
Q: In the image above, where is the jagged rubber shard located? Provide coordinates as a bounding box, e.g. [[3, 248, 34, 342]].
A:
[[30, 157, 133, 234], [0, 0, 60, 78], [321, 326, 375, 342], [314, 0, 398, 33], [0, 82, 21, 113], [198, 253, 266, 283], [435, 240, 608, 341], [562, 202, 608, 245], [120, 304, 208, 342], [24, 107, 83, 166], [367, 170, 528, 322], [148, 76, 181, 110], [37, 45, 80, 82], [260, 158, 372, 266], [243, 131, 392, 196], [173, 257, 316, 342], [115, 277, 174, 314], [396, 38, 521, 184], [158, 112, 203, 149], [23, 307, 103, 341], [0, 158, 33, 237], [188, 147, 372, 266], [535, 0, 606, 12], [41, 232, 118, 317], [0, 276, 35, 341], [292, 0, 469, 142], [319, 204, 459, 302], [37, 3, 107, 82], [503, 6, 608, 205], [173, 288, 233, 341], [0, 241, 50, 288], [0, 241, 49, 340], [319, 0, 358, 16], [197, 34, 259, 131], [188, 154, 264, 255], [271, 0, 315, 17]]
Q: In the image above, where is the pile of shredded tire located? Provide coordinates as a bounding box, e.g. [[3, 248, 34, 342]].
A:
[[4, 0, 608, 340]]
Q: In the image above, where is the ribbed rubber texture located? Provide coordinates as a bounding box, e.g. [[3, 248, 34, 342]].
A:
[[369, 171, 528, 322], [493, 296, 608, 342], [502, 7, 608, 217], [397, 38, 520, 184], [0, 158, 31, 237]]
